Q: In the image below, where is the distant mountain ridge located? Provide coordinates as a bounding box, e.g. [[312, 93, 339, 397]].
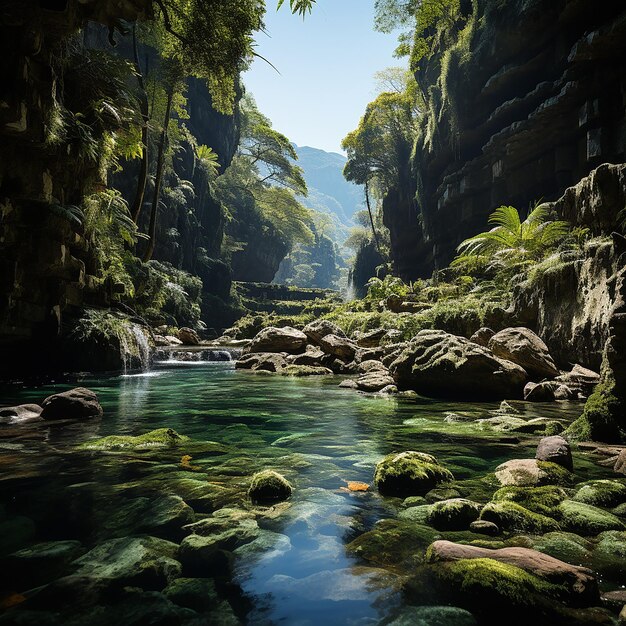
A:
[[293, 144, 364, 228]]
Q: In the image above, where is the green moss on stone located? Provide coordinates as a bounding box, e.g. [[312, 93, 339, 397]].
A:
[[374, 451, 454, 496], [529, 531, 593, 563], [492, 486, 568, 517], [480, 501, 560, 533], [427, 499, 483, 531], [558, 500, 625, 535], [248, 470, 292, 503], [536, 462, 574, 487], [572, 480, 626, 508], [79, 428, 189, 450]]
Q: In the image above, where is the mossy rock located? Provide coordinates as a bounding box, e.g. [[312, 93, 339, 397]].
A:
[[248, 470, 292, 504], [398, 504, 433, 524], [492, 486, 569, 517], [480, 501, 560, 533], [529, 531, 593, 563], [279, 365, 333, 377], [558, 500, 625, 536], [591, 531, 626, 577], [79, 428, 189, 451], [425, 487, 462, 503], [572, 480, 626, 509], [374, 451, 454, 496], [346, 519, 438, 566], [386, 605, 477, 626], [427, 499, 483, 531], [495, 459, 573, 487]]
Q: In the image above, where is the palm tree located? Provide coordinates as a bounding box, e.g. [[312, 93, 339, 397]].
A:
[[452, 204, 570, 274]]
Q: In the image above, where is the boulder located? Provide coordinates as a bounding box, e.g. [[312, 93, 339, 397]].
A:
[[302, 319, 346, 344], [246, 326, 307, 354], [166, 335, 183, 346], [178, 327, 200, 346], [426, 499, 483, 530], [374, 451, 454, 496], [338, 379, 359, 389], [495, 459, 572, 487], [41, 387, 103, 420], [236, 352, 288, 372], [280, 365, 333, 377], [556, 365, 600, 397], [288, 345, 326, 366], [469, 327, 495, 347], [469, 520, 500, 536], [558, 500, 625, 535], [79, 428, 189, 450], [536, 435, 573, 471], [425, 540, 599, 604], [355, 328, 386, 348], [355, 371, 395, 392], [479, 501, 559, 533], [524, 381, 559, 401], [248, 470, 292, 503], [319, 334, 357, 361], [0, 403, 42, 422], [358, 360, 389, 374], [488, 327, 559, 379], [615, 450, 626, 474], [390, 330, 528, 399], [572, 480, 626, 508], [491, 485, 568, 517], [178, 534, 234, 576]]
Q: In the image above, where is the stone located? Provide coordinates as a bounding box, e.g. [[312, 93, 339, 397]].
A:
[[358, 359, 388, 374], [572, 480, 626, 508], [0, 403, 42, 422], [615, 450, 626, 474], [425, 540, 599, 604], [177, 535, 234, 577], [165, 335, 183, 345], [355, 371, 395, 392], [40, 387, 103, 421], [469, 327, 495, 347], [426, 498, 483, 530], [558, 500, 625, 535], [536, 435, 573, 471], [374, 451, 454, 496], [79, 428, 191, 451], [338, 379, 358, 389], [280, 365, 333, 376], [491, 485, 568, 517], [318, 334, 357, 362], [248, 470, 292, 503], [178, 327, 200, 345], [387, 606, 477, 626], [524, 381, 559, 401], [163, 577, 220, 612], [469, 520, 500, 536], [390, 330, 528, 399], [288, 344, 326, 366], [246, 326, 307, 354], [494, 459, 572, 487], [302, 319, 346, 344], [488, 327, 560, 379], [355, 328, 386, 348], [425, 487, 461, 503], [480, 501, 559, 533]]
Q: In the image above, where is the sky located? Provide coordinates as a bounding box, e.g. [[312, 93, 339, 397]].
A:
[[243, 0, 400, 155]]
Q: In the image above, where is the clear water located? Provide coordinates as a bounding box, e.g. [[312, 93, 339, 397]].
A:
[[0, 364, 601, 624]]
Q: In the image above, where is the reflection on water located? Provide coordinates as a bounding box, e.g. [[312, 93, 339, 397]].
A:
[[0, 364, 591, 624]]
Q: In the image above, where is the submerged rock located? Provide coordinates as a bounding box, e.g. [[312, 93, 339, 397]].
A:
[[280, 364, 333, 376], [387, 605, 477, 626], [488, 327, 559, 379], [536, 435, 573, 471], [374, 451, 454, 496], [78, 428, 190, 451], [236, 352, 288, 372], [41, 387, 103, 420], [0, 404, 42, 422], [248, 470, 292, 503], [390, 330, 528, 399]]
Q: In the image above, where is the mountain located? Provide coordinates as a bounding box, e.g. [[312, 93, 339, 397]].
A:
[[294, 144, 364, 229]]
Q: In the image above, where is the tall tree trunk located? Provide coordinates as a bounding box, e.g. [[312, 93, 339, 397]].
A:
[[365, 180, 383, 258], [142, 86, 173, 263], [131, 24, 150, 225]]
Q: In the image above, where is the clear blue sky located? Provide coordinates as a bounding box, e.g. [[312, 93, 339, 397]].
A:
[[243, 0, 399, 154]]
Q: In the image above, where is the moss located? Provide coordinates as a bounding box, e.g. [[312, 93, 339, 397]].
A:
[[248, 470, 292, 504], [492, 486, 568, 517], [480, 501, 560, 533], [558, 500, 625, 536], [433, 557, 568, 606], [427, 499, 482, 530], [79, 428, 189, 450], [346, 519, 438, 566], [279, 365, 332, 377], [566, 373, 623, 442], [530, 531, 593, 563], [374, 451, 454, 496], [572, 480, 626, 509], [591, 531, 626, 577], [536, 462, 574, 487]]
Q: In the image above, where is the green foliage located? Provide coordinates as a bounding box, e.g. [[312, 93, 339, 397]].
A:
[[277, 0, 316, 17], [195, 144, 221, 176], [366, 275, 409, 300]]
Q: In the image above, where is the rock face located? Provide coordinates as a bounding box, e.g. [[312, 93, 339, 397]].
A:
[[390, 330, 527, 399], [374, 451, 454, 496], [488, 327, 559, 379], [246, 327, 307, 354], [536, 436, 573, 471], [426, 540, 599, 604], [41, 388, 103, 421]]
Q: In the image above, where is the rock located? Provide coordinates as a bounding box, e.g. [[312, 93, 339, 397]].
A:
[[387, 605, 477, 626], [556, 364, 600, 396], [572, 480, 626, 508], [248, 470, 292, 503], [178, 534, 234, 577], [153, 334, 170, 347], [163, 577, 220, 612], [488, 327, 560, 379], [0, 403, 42, 422], [374, 451, 454, 496], [615, 450, 626, 474], [379, 384, 399, 395], [480, 501, 560, 533], [288, 344, 326, 366], [178, 327, 200, 345], [524, 381, 559, 401], [79, 428, 191, 451], [553, 384, 580, 400], [319, 334, 357, 362], [40, 387, 103, 420], [492, 485, 568, 517], [355, 371, 395, 392], [165, 335, 183, 345], [358, 360, 388, 374], [536, 435, 573, 471], [469, 327, 495, 347], [338, 379, 358, 389], [302, 319, 346, 344], [426, 498, 483, 530], [558, 500, 625, 535], [390, 330, 528, 399], [469, 520, 500, 536], [280, 365, 333, 376], [398, 504, 433, 523], [498, 400, 521, 414], [355, 328, 386, 348], [71, 536, 181, 589], [425, 540, 599, 604], [494, 459, 572, 487], [246, 326, 307, 354], [530, 532, 593, 564], [236, 352, 288, 372], [425, 487, 462, 503]]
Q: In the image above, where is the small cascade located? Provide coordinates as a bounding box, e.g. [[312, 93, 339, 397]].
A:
[[119, 324, 153, 374], [154, 346, 242, 365], [131, 325, 152, 371]]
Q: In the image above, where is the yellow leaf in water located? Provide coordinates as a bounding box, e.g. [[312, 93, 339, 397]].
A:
[[345, 481, 369, 492]]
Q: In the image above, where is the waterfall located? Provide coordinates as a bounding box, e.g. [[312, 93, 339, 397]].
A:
[[119, 324, 152, 374], [130, 325, 151, 371]]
